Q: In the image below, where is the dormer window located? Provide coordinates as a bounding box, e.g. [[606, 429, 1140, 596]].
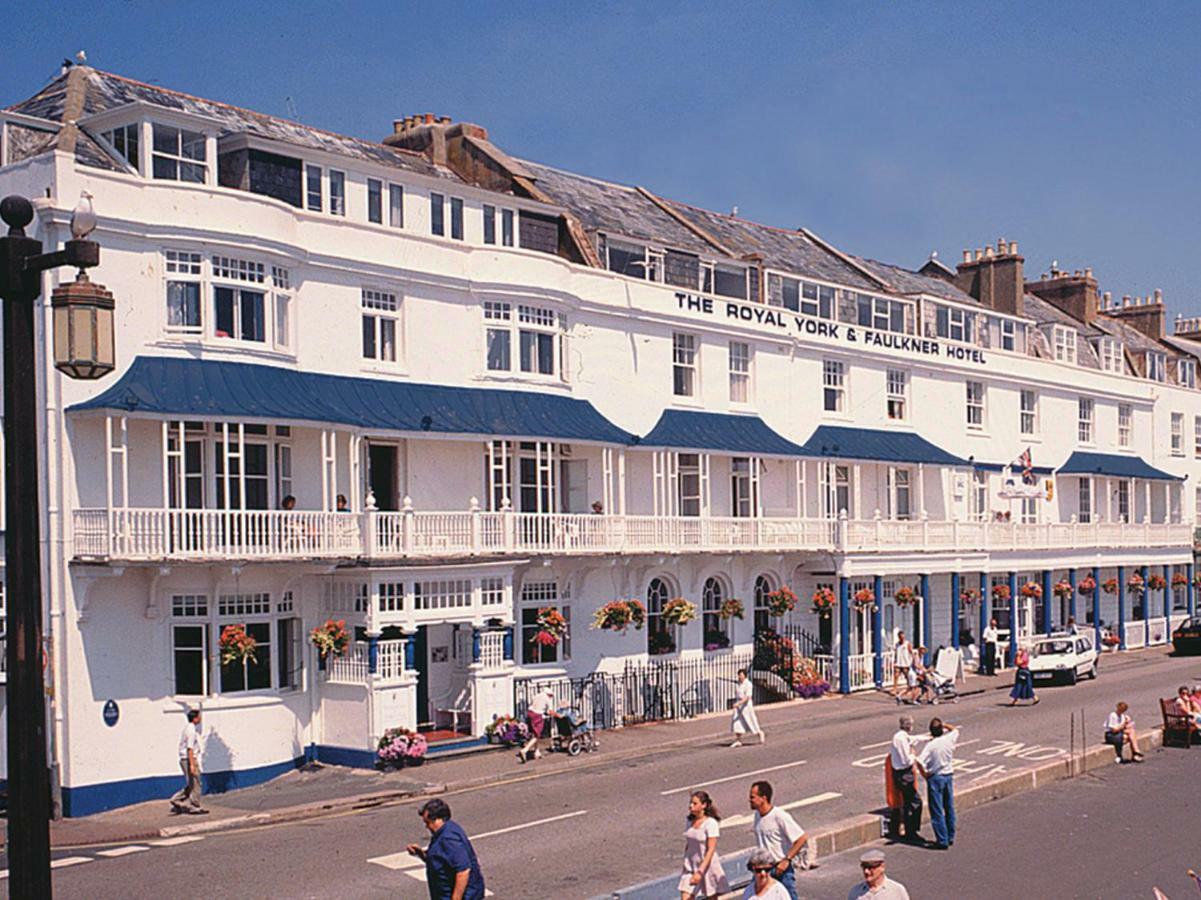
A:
[[1178, 358, 1196, 389], [1147, 351, 1166, 382], [1095, 336, 1123, 373], [767, 274, 834, 319], [606, 239, 660, 280], [936, 306, 974, 342], [999, 319, 1016, 351], [703, 262, 747, 300], [1052, 325, 1076, 365], [152, 124, 206, 183], [101, 123, 140, 171], [856, 294, 905, 333]]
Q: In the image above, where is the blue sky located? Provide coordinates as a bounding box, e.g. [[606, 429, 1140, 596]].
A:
[[6, 2, 1200, 312]]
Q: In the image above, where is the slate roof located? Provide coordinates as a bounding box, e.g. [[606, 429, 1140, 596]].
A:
[[7, 67, 462, 181], [1022, 293, 1102, 369], [854, 256, 979, 304]]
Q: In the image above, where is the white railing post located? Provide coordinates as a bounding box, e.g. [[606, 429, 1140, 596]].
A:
[[502, 497, 515, 551], [873, 508, 882, 549], [469, 497, 481, 554], [920, 509, 929, 548], [1143, 514, 1151, 547], [400, 494, 413, 555], [837, 509, 848, 552]]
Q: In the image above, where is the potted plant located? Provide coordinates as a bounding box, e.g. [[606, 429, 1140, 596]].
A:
[[793, 657, 831, 699], [894, 586, 918, 608], [959, 588, 980, 606], [648, 629, 675, 655], [1147, 574, 1167, 591], [531, 607, 568, 647], [718, 597, 745, 621], [1077, 575, 1097, 595], [592, 599, 646, 633], [1171, 572, 1189, 588], [1052, 580, 1072, 602], [1127, 573, 1146, 595], [991, 583, 1011, 604], [377, 727, 428, 768], [1102, 578, 1118, 595], [765, 587, 798, 617], [219, 624, 257, 666], [853, 587, 877, 610], [485, 715, 529, 746], [662, 597, 698, 626], [310, 618, 349, 664], [811, 586, 836, 618]]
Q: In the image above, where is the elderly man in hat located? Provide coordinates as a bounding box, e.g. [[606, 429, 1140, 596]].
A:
[[848, 850, 909, 899]]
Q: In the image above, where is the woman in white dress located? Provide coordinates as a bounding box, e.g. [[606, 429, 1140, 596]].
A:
[[730, 669, 764, 747], [677, 791, 730, 899]]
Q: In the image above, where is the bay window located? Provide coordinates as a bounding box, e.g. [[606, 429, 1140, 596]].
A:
[[483, 302, 564, 378], [857, 294, 905, 333], [306, 165, 322, 211]]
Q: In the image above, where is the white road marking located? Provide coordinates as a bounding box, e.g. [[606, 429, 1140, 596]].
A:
[[660, 760, 807, 796], [97, 845, 151, 858], [721, 791, 842, 827], [149, 836, 205, 847], [473, 809, 587, 839], [367, 852, 425, 871], [50, 857, 93, 869]]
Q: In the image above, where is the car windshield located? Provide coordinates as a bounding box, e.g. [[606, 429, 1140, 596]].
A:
[[1183, 618, 1201, 629], [1033, 641, 1072, 656]]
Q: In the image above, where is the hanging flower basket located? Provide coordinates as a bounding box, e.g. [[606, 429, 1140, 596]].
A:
[[662, 598, 698, 626], [309, 618, 349, 659], [1052, 580, 1073, 601], [991, 584, 1011, 603], [219, 624, 257, 666], [853, 587, 877, 610], [765, 587, 799, 617], [959, 588, 980, 606], [894, 586, 919, 608], [1020, 581, 1043, 600], [1127, 573, 1146, 595], [531, 607, 568, 647], [718, 597, 745, 621], [1171, 572, 1189, 588], [377, 727, 428, 768], [485, 715, 529, 746], [592, 599, 646, 633], [1147, 574, 1167, 591], [811, 587, 836, 617], [1077, 575, 1097, 596], [1102, 578, 1118, 595]]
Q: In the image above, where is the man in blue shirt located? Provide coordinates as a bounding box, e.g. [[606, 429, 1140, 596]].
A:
[[406, 798, 486, 900]]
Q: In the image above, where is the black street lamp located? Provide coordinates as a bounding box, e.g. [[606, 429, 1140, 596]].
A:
[[0, 193, 114, 899]]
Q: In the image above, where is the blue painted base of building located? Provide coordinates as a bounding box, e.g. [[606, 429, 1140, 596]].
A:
[[61, 755, 307, 818]]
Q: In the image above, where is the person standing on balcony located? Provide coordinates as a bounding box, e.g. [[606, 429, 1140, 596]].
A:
[[281, 494, 296, 510], [981, 618, 999, 676], [730, 668, 764, 746], [591, 500, 604, 514], [169, 709, 207, 815], [518, 688, 555, 763], [891, 632, 913, 698], [336, 493, 350, 512]]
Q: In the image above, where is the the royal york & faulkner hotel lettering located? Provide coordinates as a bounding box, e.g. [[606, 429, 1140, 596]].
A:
[[675, 292, 988, 365]]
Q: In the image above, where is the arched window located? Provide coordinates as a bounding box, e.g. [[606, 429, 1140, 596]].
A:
[[702, 577, 729, 650], [646, 577, 675, 655], [753, 574, 774, 638]]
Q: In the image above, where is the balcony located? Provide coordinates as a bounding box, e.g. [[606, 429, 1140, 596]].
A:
[[71, 506, 1193, 564]]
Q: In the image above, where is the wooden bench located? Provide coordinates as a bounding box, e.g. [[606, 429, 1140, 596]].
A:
[[1160, 697, 1200, 748]]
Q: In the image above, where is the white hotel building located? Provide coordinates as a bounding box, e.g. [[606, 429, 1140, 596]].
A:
[[0, 65, 1198, 815]]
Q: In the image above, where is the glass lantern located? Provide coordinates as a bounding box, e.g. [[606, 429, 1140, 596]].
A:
[[50, 272, 115, 380]]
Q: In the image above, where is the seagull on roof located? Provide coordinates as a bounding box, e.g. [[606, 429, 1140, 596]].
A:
[[71, 191, 96, 240]]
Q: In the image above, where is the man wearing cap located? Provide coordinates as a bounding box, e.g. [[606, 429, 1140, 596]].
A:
[[888, 715, 922, 842], [848, 850, 909, 899]]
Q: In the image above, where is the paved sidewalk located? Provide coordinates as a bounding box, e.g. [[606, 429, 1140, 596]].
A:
[[31, 649, 1152, 850]]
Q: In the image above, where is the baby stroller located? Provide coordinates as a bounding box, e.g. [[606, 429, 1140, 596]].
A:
[[914, 666, 958, 705], [549, 707, 598, 756]]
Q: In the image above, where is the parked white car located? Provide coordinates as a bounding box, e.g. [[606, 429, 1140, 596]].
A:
[[1027, 633, 1099, 684]]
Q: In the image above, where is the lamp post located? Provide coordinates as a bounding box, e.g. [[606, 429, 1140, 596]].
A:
[[0, 193, 114, 899]]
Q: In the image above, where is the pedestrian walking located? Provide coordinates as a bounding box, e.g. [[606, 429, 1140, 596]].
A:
[[518, 688, 555, 763], [406, 798, 486, 900], [888, 716, 923, 842], [1104, 701, 1145, 763], [678, 791, 729, 899], [748, 780, 808, 900], [848, 849, 910, 899], [730, 668, 765, 746], [742, 848, 792, 899], [916, 718, 958, 850], [169, 709, 207, 815], [1007, 645, 1039, 706], [891, 632, 912, 697], [981, 619, 999, 676]]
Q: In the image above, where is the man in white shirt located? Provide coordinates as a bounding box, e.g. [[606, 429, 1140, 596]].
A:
[[916, 718, 958, 849], [749, 780, 808, 900], [888, 716, 922, 841], [981, 619, 999, 676], [169, 709, 207, 815], [848, 850, 910, 899], [891, 632, 912, 697]]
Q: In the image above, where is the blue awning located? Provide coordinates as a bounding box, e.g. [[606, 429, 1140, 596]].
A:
[[1056, 451, 1182, 482], [974, 461, 1055, 476], [797, 425, 969, 466], [68, 356, 634, 445], [636, 410, 806, 456]]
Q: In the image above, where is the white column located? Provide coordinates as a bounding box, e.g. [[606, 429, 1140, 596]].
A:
[[916, 464, 925, 518], [618, 448, 627, 516], [795, 458, 805, 518], [852, 463, 862, 519]]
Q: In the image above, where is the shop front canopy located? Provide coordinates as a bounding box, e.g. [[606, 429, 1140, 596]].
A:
[[635, 409, 807, 456], [1056, 451, 1182, 482], [796, 425, 969, 467], [69, 356, 634, 445]]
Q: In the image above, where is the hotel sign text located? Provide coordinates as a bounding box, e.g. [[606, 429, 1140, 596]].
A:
[[675, 293, 987, 365]]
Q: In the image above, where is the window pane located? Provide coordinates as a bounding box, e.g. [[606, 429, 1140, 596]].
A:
[[450, 197, 464, 240], [152, 156, 178, 180], [536, 332, 554, 375], [214, 286, 235, 338], [430, 193, 445, 235], [167, 281, 201, 329], [173, 625, 206, 696], [713, 265, 747, 299], [487, 329, 510, 371], [246, 623, 271, 690], [274, 294, 290, 348], [367, 179, 382, 224], [483, 205, 496, 244], [502, 209, 515, 246], [380, 318, 397, 362], [306, 166, 322, 211], [277, 619, 298, 690], [240, 290, 265, 342], [520, 331, 535, 372], [362, 315, 376, 359], [330, 171, 345, 215], [153, 124, 179, 155], [389, 184, 404, 227]]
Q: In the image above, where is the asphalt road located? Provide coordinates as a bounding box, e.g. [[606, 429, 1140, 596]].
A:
[[14, 647, 1201, 899]]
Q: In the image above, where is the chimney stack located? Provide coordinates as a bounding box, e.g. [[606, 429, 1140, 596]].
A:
[[954, 236, 1025, 316], [1026, 264, 1098, 326], [1101, 287, 1168, 339], [383, 113, 489, 169]]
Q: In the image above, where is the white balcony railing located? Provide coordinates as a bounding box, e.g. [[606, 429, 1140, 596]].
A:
[[70, 507, 1195, 563]]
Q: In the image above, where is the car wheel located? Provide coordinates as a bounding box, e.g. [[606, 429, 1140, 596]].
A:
[[1067, 669, 1078, 686], [1088, 661, 1098, 680]]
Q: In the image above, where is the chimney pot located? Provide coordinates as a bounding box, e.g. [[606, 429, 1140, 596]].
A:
[[984, 246, 995, 259], [997, 238, 1006, 253], [1041, 273, 1049, 281], [1155, 288, 1163, 304], [976, 248, 984, 261], [962, 249, 971, 263], [1123, 295, 1131, 307], [1009, 241, 1018, 256], [424, 113, 434, 124], [439, 116, 452, 125], [1084, 267, 1093, 278]]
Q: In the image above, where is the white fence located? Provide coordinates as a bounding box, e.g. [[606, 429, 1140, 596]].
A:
[[72, 506, 1194, 562], [327, 643, 370, 684]]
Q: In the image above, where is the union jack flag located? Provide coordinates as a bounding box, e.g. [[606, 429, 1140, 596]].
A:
[[1017, 448, 1036, 485]]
